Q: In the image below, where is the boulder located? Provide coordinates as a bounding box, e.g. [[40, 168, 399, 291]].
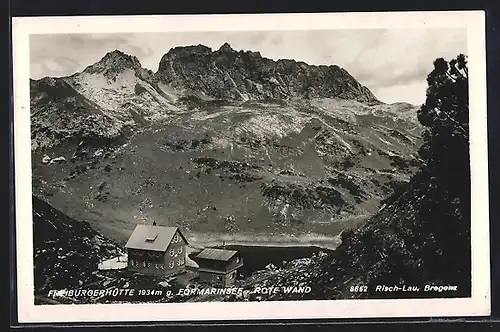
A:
[[50, 156, 67, 164], [42, 155, 51, 164], [265, 263, 277, 271]]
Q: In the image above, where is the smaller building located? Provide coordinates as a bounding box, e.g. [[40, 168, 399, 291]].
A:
[[98, 254, 128, 271], [192, 248, 243, 287]]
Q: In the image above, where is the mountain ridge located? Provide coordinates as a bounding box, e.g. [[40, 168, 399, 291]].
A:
[[154, 43, 380, 103], [32, 44, 381, 104], [29, 44, 391, 152]]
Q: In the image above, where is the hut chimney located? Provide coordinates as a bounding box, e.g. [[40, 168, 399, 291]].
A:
[[153, 220, 157, 226]]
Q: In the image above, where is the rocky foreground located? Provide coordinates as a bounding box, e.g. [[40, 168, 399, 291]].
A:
[[33, 195, 124, 295]]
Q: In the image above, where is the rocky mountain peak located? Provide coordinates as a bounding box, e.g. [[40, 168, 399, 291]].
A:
[[161, 44, 213, 60], [155, 43, 380, 103], [83, 50, 142, 77], [217, 42, 235, 53]]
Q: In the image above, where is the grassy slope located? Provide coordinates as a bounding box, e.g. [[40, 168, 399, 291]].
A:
[[32, 97, 422, 246]]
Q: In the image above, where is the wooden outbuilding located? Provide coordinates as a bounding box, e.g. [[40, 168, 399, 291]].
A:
[[192, 248, 243, 287]]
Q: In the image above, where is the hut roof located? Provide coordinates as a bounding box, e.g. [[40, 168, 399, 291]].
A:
[[125, 225, 187, 252], [195, 248, 238, 261]]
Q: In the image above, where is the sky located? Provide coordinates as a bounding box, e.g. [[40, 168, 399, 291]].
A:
[[29, 29, 466, 105]]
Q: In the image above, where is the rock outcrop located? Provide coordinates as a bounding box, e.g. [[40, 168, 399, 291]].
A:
[[155, 43, 379, 103]]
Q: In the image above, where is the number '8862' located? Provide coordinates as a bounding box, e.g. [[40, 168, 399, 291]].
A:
[[350, 285, 368, 292]]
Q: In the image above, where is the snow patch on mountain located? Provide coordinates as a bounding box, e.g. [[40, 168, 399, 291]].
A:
[[311, 98, 421, 125], [156, 82, 180, 103], [67, 70, 177, 121], [235, 113, 308, 139], [190, 109, 232, 121]]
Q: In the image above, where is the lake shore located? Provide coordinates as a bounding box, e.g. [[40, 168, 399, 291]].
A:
[[186, 232, 343, 251]]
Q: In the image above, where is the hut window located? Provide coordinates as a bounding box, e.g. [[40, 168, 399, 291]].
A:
[[156, 264, 165, 269], [169, 249, 175, 256], [145, 233, 158, 243], [178, 258, 184, 266], [173, 234, 181, 243], [169, 261, 174, 269], [177, 247, 183, 254]]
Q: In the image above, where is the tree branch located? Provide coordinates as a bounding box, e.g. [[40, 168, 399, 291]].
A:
[[445, 71, 457, 83], [434, 107, 468, 137]]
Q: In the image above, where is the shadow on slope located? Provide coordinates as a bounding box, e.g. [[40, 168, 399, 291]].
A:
[[33, 195, 123, 295]]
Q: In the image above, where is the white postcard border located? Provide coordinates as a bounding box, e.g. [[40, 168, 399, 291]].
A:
[[12, 11, 490, 323]]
